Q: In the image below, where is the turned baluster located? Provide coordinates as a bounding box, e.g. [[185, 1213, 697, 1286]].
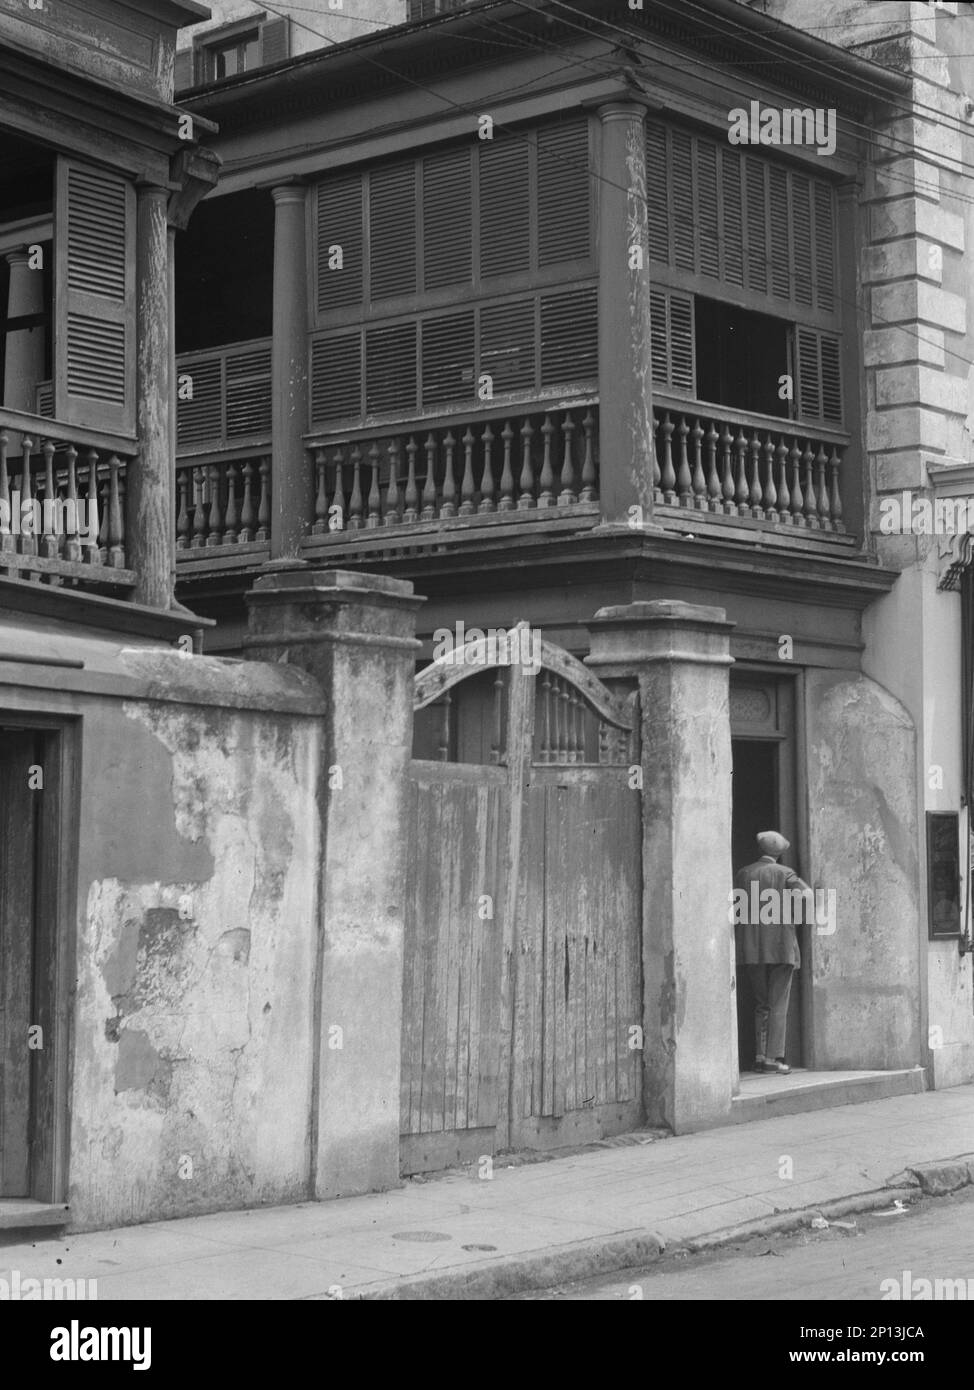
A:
[[802, 442, 817, 527], [491, 669, 504, 764], [313, 449, 329, 534], [65, 444, 81, 562], [420, 434, 437, 521], [384, 439, 401, 526], [748, 432, 763, 518], [538, 413, 555, 508], [705, 422, 720, 511], [762, 436, 776, 521], [0, 431, 10, 553], [829, 449, 843, 531], [498, 422, 515, 510], [815, 444, 829, 529], [206, 463, 224, 546], [460, 428, 476, 516], [191, 465, 207, 547], [734, 430, 749, 515], [98, 473, 109, 564], [652, 411, 662, 501], [441, 432, 457, 518], [789, 440, 803, 525], [107, 456, 124, 567], [256, 457, 271, 542], [176, 467, 190, 549], [349, 446, 364, 529], [775, 438, 789, 521], [40, 440, 57, 558], [676, 415, 692, 504], [239, 462, 255, 542], [720, 425, 734, 513], [688, 418, 705, 509], [20, 436, 36, 556], [517, 419, 535, 509], [660, 413, 676, 503], [580, 411, 597, 502], [224, 463, 239, 545], [366, 442, 382, 528], [479, 425, 496, 513], [403, 437, 419, 524], [331, 449, 347, 533], [559, 412, 576, 506], [85, 450, 100, 559]]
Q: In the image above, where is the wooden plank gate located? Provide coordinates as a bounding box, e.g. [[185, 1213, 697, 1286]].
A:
[[401, 625, 643, 1175]]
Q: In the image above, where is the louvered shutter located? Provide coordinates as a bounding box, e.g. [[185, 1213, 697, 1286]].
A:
[[479, 136, 530, 279], [258, 17, 290, 66], [176, 357, 222, 446], [226, 345, 272, 437], [696, 139, 720, 280], [671, 128, 696, 273], [481, 299, 535, 394], [365, 322, 417, 414], [422, 148, 472, 291], [537, 118, 591, 266], [813, 182, 836, 313], [721, 149, 744, 288], [745, 156, 768, 294], [54, 157, 135, 434], [768, 165, 790, 301], [795, 327, 842, 425], [421, 311, 475, 406], [649, 287, 695, 394], [646, 120, 669, 264], [310, 332, 362, 425], [370, 164, 417, 301], [540, 286, 597, 388], [317, 174, 364, 314]]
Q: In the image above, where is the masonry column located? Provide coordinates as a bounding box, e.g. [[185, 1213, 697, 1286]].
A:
[[130, 183, 173, 609], [245, 566, 424, 1197], [597, 102, 655, 525], [3, 248, 45, 412], [587, 600, 736, 1132], [271, 184, 311, 558]]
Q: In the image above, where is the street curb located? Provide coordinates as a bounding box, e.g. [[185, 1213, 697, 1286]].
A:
[[344, 1152, 974, 1300]]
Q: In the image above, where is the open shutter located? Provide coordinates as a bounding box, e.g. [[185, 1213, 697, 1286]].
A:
[[310, 332, 362, 425], [479, 135, 530, 279], [317, 174, 364, 315], [650, 287, 694, 395], [795, 327, 842, 426], [370, 163, 417, 302], [258, 17, 290, 67], [540, 286, 597, 388], [54, 157, 135, 434], [423, 148, 472, 291], [537, 118, 591, 267]]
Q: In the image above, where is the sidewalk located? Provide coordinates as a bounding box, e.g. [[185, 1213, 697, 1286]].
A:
[[4, 1086, 974, 1300]]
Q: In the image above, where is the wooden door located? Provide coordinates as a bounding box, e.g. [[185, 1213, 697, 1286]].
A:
[[401, 630, 641, 1173]]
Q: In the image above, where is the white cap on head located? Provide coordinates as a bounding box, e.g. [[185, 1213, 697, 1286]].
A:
[[757, 830, 789, 857]]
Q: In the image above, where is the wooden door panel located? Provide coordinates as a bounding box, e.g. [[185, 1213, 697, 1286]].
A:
[[0, 734, 38, 1197]]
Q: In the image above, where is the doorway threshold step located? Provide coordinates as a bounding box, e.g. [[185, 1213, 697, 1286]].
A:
[[729, 1067, 925, 1124], [0, 1199, 70, 1230]]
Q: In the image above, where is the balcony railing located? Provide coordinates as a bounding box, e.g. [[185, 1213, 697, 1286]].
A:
[[653, 396, 848, 532], [0, 409, 136, 591], [176, 452, 271, 553]]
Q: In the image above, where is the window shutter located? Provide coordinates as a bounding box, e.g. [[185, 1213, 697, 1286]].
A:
[[745, 156, 768, 295], [54, 157, 135, 434], [480, 299, 535, 394], [537, 118, 591, 266], [174, 48, 193, 92], [317, 174, 364, 314], [370, 163, 417, 301], [226, 345, 272, 437], [721, 149, 744, 288], [365, 322, 417, 414], [479, 136, 531, 279], [671, 128, 695, 273], [645, 120, 669, 264], [813, 181, 836, 313], [176, 357, 222, 446], [540, 286, 597, 387], [650, 287, 694, 394], [696, 140, 720, 280], [421, 311, 475, 406], [258, 17, 290, 66], [768, 165, 791, 301], [791, 174, 813, 308], [310, 332, 362, 425], [795, 327, 842, 425], [422, 148, 472, 291]]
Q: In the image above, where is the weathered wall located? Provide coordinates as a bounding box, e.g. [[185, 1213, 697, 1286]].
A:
[[804, 669, 921, 1070]]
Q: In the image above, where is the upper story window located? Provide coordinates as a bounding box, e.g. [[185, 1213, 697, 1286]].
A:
[[205, 30, 260, 81], [407, 0, 468, 19], [176, 15, 291, 91]]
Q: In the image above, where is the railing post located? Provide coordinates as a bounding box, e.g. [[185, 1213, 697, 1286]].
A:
[[271, 183, 311, 558], [597, 102, 655, 525]]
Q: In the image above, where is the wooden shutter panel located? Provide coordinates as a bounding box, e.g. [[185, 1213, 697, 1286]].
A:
[[650, 287, 694, 394], [310, 332, 362, 425], [479, 136, 530, 279], [813, 180, 836, 312], [537, 118, 591, 266], [421, 311, 475, 406], [365, 322, 417, 414], [481, 299, 535, 394], [317, 174, 364, 314], [370, 163, 417, 301], [696, 139, 720, 280], [226, 345, 272, 437], [745, 156, 768, 295], [768, 165, 790, 301], [422, 148, 472, 291], [540, 286, 597, 387], [795, 327, 842, 425], [671, 129, 695, 273], [721, 149, 744, 288], [176, 357, 222, 446], [54, 157, 135, 434], [645, 119, 669, 265], [259, 17, 290, 66]]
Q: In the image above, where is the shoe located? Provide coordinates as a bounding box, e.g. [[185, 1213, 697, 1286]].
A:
[[769, 1058, 791, 1075], [754, 1056, 775, 1073]]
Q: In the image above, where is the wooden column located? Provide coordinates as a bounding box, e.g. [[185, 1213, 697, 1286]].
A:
[[130, 183, 173, 609], [597, 102, 656, 526], [271, 184, 311, 558]]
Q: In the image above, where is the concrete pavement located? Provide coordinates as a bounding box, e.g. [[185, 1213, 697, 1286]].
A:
[[3, 1085, 973, 1300]]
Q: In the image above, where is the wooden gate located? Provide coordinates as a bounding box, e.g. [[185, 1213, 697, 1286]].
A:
[[401, 626, 642, 1175]]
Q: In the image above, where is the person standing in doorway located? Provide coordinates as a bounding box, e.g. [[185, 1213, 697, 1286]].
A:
[[734, 831, 813, 1075]]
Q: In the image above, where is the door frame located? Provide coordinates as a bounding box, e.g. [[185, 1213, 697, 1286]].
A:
[[0, 713, 78, 1203]]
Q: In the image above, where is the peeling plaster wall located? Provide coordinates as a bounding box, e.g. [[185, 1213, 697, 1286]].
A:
[[804, 670, 921, 1070], [68, 682, 320, 1230]]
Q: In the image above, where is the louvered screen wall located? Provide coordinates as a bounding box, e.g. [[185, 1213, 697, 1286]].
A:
[[645, 118, 838, 315], [176, 343, 272, 448]]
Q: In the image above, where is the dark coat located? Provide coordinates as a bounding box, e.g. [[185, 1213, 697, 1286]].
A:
[[733, 855, 810, 967]]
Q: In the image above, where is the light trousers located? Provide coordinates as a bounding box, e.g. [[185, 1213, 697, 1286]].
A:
[[747, 963, 795, 1060]]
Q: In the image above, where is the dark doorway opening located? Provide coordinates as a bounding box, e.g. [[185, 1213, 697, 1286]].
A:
[[732, 736, 803, 1073], [694, 297, 791, 420]]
